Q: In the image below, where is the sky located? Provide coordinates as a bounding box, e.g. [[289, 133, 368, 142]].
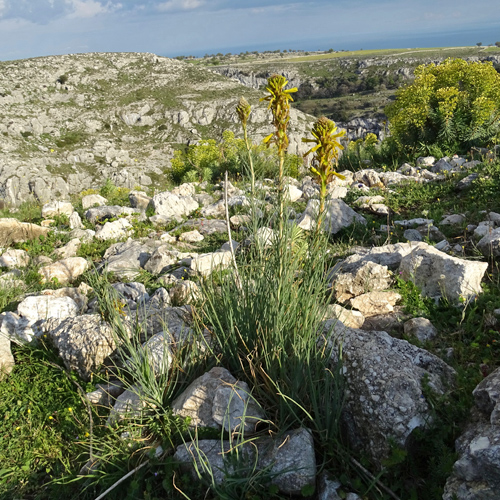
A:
[[0, 0, 499, 61]]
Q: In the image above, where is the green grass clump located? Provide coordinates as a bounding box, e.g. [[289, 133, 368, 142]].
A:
[[0, 342, 94, 499]]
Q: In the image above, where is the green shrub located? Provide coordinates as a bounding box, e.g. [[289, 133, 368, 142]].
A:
[[170, 130, 301, 184], [386, 58, 500, 156]]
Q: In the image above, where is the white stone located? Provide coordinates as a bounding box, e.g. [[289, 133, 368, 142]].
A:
[[0, 249, 29, 268], [95, 218, 133, 241], [17, 295, 79, 323], [81, 194, 108, 209], [41, 201, 73, 218], [39, 257, 89, 284]]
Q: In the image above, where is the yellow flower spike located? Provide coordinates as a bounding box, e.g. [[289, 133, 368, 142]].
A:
[[235, 97, 251, 127], [302, 116, 346, 230]]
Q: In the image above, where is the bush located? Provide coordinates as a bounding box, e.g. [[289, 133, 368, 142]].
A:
[[386, 58, 500, 156], [169, 130, 301, 184]]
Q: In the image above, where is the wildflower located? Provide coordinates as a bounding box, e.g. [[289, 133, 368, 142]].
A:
[[68, 407, 73, 413], [16, 426, 21, 431], [85, 432, 90, 437], [27, 409, 31, 414], [48, 416, 53, 420]]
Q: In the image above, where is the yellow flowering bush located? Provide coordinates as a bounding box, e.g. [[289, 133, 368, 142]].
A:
[[386, 58, 500, 154]]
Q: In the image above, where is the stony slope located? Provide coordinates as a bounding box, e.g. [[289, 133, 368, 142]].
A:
[[0, 52, 315, 205]]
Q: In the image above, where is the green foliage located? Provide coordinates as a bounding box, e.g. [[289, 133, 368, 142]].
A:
[[386, 58, 500, 155], [99, 179, 131, 205], [55, 130, 88, 149], [170, 130, 301, 184], [199, 222, 344, 449], [394, 274, 434, 316], [0, 342, 94, 499]]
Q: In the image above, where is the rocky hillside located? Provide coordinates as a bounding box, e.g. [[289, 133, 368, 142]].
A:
[[0, 52, 315, 206], [208, 47, 500, 138]]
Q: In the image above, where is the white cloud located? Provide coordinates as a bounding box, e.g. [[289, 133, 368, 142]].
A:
[[66, 0, 121, 19], [0, 0, 8, 18], [157, 0, 204, 12]]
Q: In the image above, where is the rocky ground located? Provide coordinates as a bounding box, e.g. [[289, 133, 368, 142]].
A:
[[1, 149, 500, 498], [0, 52, 315, 206]]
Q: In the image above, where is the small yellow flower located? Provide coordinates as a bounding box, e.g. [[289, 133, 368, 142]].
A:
[[85, 432, 90, 437], [48, 416, 53, 420], [68, 407, 73, 412], [50, 148, 54, 153], [16, 426, 21, 431], [27, 409, 31, 414]]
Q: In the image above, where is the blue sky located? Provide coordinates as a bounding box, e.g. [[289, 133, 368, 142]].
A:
[[0, 0, 499, 61]]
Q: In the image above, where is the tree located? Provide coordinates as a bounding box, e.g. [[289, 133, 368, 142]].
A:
[[386, 58, 500, 154], [477, 42, 483, 47], [495, 41, 500, 47]]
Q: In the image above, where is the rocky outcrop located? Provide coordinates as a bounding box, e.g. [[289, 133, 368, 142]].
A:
[[321, 320, 456, 468], [0, 53, 316, 206], [443, 368, 500, 500]]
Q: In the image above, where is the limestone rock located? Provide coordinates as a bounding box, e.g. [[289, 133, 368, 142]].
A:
[[404, 317, 438, 342], [190, 251, 231, 277], [0, 218, 49, 246], [297, 199, 366, 234], [349, 291, 401, 316], [0, 330, 14, 378], [53, 238, 81, 259], [0, 249, 30, 268], [444, 369, 500, 499], [169, 280, 201, 306], [41, 201, 73, 218], [107, 385, 148, 425], [102, 240, 152, 279], [172, 367, 238, 428], [95, 218, 133, 241], [151, 191, 198, 218], [174, 439, 255, 486], [39, 257, 89, 284], [85, 205, 139, 224], [477, 227, 500, 257], [473, 368, 500, 425], [0, 312, 37, 343], [17, 295, 79, 323], [46, 314, 121, 381], [320, 321, 456, 467], [81, 194, 108, 209], [178, 230, 204, 243], [212, 381, 266, 434], [86, 381, 125, 407], [329, 260, 392, 303], [129, 190, 151, 210], [144, 245, 179, 275], [324, 304, 365, 329], [399, 243, 488, 302], [257, 428, 316, 495]]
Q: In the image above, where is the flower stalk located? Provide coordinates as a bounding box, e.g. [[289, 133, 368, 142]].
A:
[[260, 74, 297, 238], [303, 116, 346, 232], [236, 97, 256, 198]]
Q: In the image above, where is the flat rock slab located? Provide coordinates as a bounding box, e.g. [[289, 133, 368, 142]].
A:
[[349, 291, 401, 317], [151, 191, 198, 218], [17, 295, 79, 323], [0, 218, 49, 246], [399, 243, 488, 302]]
